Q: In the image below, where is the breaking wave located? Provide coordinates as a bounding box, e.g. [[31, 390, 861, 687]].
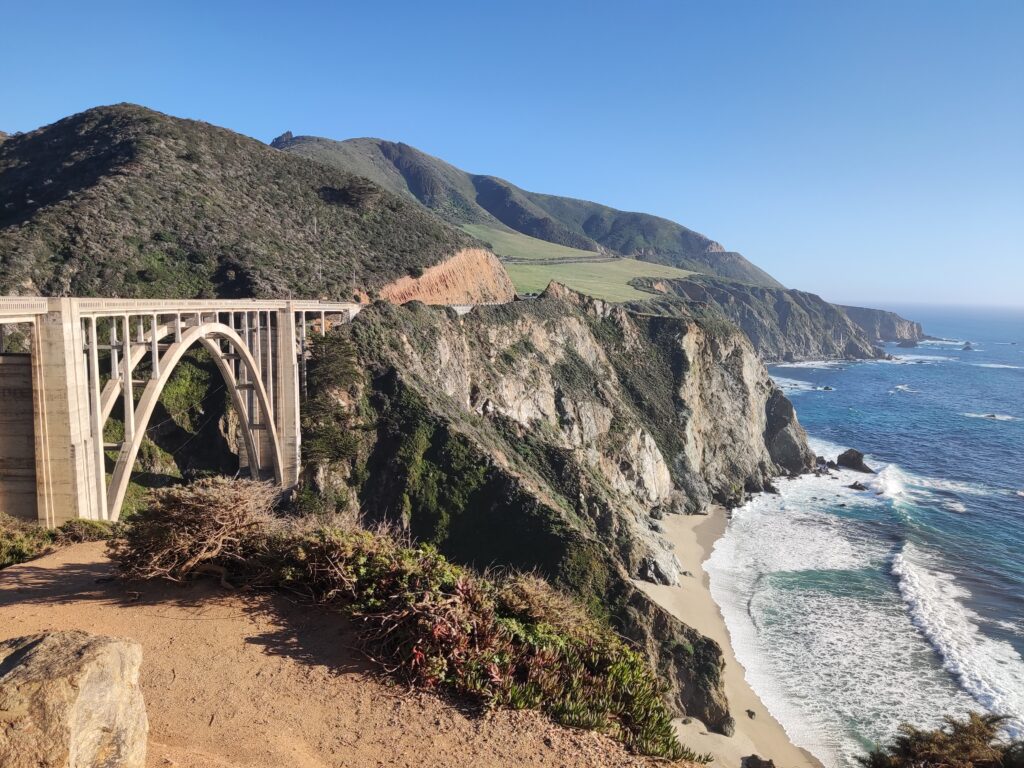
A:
[[890, 384, 918, 394], [774, 360, 849, 370], [963, 412, 1019, 422], [707, 472, 977, 767], [892, 544, 1024, 737]]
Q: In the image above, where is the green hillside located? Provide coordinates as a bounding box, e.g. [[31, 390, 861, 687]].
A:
[[463, 224, 695, 300], [505, 259, 694, 301], [0, 105, 478, 299], [272, 134, 784, 288], [461, 224, 607, 262]]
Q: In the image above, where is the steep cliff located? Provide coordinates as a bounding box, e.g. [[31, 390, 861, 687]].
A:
[[302, 283, 813, 732], [628, 275, 883, 361], [839, 305, 925, 342]]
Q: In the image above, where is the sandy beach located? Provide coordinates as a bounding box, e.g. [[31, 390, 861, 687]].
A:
[[636, 508, 822, 768]]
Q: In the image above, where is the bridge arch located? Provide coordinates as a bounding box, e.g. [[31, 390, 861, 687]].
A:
[[105, 321, 284, 521], [0, 297, 360, 527]]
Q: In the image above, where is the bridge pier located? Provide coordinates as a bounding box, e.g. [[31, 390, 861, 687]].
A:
[[31, 299, 103, 525], [275, 305, 302, 486]]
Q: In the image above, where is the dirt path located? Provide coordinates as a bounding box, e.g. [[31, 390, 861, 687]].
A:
[[0, 543, 671, 768]]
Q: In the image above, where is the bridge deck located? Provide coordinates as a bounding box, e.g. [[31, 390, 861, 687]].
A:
[[0, 297, 361, 323]]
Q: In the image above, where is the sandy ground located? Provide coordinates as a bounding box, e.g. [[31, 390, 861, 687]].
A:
[[0, 542, 682, 768], [635, 508, 822, 768]]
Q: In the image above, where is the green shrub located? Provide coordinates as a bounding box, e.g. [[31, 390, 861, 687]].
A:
[[859, 713, 1024, 768], [109, 479, 708, 762], [1, 513, 111, 569]]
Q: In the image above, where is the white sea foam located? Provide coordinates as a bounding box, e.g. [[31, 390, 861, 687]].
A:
[[707, 474, 976, 766], [808, 439, 1000, 500], [892, 544, 1024, 737], [1017, 490, 1024, 499], [994, 618, 1024, 638], [964, 412, 1019, 422], [879, 354, 956, 365], [772, 376, 820, 395], [908, 469, 1002, 499], [972, 363, 1023, 370], [918, 339, 964, 347], [806, 435, 853, 460], [774, 360, 848, 370], [890, 384, 918, 394], [944, 500, 968, 513], [867, 465, 907, 500]]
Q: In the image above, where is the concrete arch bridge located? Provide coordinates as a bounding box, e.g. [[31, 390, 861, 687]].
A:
[[0, 297, 360, 525]]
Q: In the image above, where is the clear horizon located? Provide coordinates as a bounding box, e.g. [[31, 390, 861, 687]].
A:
[[2, 0, 1022, 307]]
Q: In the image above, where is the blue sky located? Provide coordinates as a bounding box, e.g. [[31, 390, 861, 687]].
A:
[[2, 0, 1022, 307]]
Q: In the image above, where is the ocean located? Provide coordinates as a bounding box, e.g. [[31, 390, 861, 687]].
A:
[[706, 305, 1024, 766]]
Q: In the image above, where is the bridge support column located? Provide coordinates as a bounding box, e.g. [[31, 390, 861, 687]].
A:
[[31, 299, 102, 525], [275, 304, 302, 486]]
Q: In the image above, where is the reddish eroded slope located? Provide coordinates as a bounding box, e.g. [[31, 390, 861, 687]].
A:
[[380, 247, 517, 305]]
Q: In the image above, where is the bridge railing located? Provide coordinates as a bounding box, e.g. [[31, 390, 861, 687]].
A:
[[0, 296, 361, 321], [0, 297, 50, 324]]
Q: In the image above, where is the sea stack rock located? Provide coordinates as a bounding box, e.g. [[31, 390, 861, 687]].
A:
[[0, 631, 149, 768], [837, 449, 875, 474]]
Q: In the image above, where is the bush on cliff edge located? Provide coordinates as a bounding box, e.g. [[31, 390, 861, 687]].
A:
[[859, 713, 1024, 768], [108, 478, 709, 762]]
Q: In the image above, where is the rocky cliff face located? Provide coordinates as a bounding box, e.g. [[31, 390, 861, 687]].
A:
[[839, 304, 925, 342], [379, 247, 516, 305], [302, 283, 813, 732], [628, 276, 884, 362]]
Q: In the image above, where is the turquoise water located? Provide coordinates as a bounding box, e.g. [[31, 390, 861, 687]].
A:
[[706, 306, 1024, 767]]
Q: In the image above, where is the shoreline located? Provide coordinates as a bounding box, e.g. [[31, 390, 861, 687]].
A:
[[635, 507, 823, 768]]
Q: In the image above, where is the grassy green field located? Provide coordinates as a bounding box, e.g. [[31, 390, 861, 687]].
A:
[[462, 224, 605, 262], [464, 223, 696, 301], [504, 259, 695, 302]]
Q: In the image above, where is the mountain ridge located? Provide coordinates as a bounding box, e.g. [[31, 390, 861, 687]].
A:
[[271, 134, 785, 288], [0, 104, 506, 302]]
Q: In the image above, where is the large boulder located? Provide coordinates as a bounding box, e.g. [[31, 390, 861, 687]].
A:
[[837, 448, 875, 474], [763, 389, 815, 475], [0, 630, 148, 768]]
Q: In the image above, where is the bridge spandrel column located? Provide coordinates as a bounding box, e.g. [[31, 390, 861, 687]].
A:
[[274, 305, 301, 486], [32, 299, 101, 525]]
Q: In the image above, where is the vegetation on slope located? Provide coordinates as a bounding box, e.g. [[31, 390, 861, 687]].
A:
[[506, 258, 695, 301], [109, 478, 709, 761], [461, 224, 607, 262], [859, 713, 1023, 768], [295, 287, 813, 732], [273, 135, 783, 287], [0, 513, 109, 569], [0, 105, 479, 298], [461, 224, 697, 301]]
